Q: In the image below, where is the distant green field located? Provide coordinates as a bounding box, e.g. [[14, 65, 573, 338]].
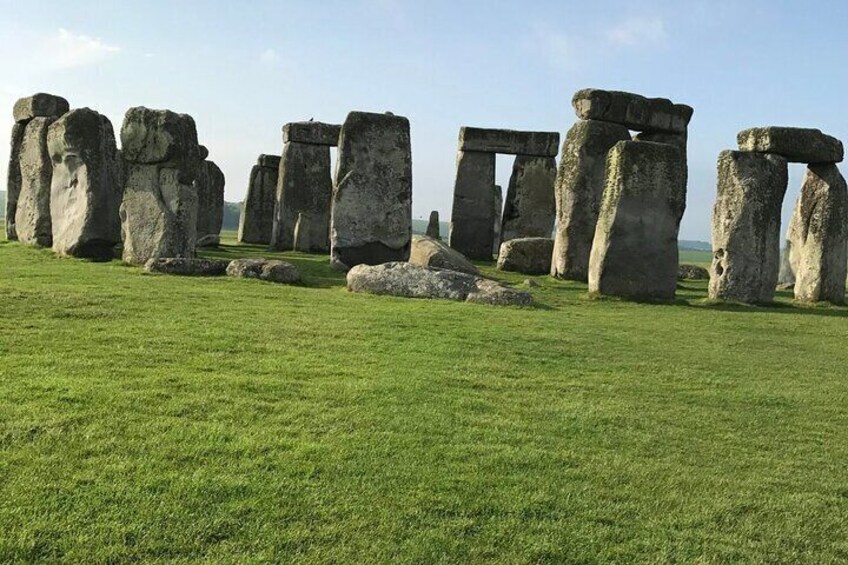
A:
[[679, 249, 713, 267]]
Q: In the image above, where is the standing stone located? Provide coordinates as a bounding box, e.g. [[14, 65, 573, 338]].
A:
[[709, 151, 788, 303], [778, 197, 803, 288], [791, 164, 848, 304], [16, 117, 56, 247], [292, 212, 312, 252], [551, 120, 631, 281], [196, 159, 225, 247], [588, 141, 687, 300], [120, 107, 202, 265], [492, 184, 503, 256], [331, 111, 412, 270], [426, 210, 440, 239], [238, 155, 279, 244], [500, 155, 557, 242], [448, 150, 496, 260], [47, 108, 122, 259]]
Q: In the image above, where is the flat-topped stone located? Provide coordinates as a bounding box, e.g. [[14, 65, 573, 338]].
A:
[[572, 88, 693, 134], [458, 127, 560, 157], [737, 127, 843, 164], [283, 121, 341, 146], [258, 154, 281, 169], [13, 93, 69, 123]]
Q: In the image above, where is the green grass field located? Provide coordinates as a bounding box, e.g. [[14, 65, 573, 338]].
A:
[[2, 232, 848, 563]]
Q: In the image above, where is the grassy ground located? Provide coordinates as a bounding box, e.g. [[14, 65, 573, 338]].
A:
[[2, 232, 848, 564]]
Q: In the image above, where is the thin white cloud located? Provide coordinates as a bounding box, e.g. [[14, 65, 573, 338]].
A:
[[528, 24, 577, 71], [46, 28, 121, 69], [259, 48, 279, 66], [606, 17, 666, 46]]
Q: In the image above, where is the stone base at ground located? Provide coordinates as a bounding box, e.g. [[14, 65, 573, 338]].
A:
[[226, 258, 302, 284], [239, 156, 280, 244], [497, 237, 554, 275], [144, 257, 231, 276], [409, 234, 478, 275]]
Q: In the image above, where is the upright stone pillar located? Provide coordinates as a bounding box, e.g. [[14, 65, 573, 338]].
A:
[[47, 108, 122, 259], [196, 158, 225, 247], [6, 122, 26, 240], [238, 155, 279, 244], [448, 150, 496, 260], [330, 111, 412, 270], [500, 155, 556, 242], [15, 117, 56, 246], [492, 184, 503, 256], [709, 151, 788, 303], [426, 210, 440, 239]]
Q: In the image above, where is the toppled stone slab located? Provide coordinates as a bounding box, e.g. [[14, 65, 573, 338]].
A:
[[239, 155, 280, 244], [449, 150, 496, 261], [196, 160, 225, 247], [226, 258, 302, 284], [120, 107, 202, 168], [458, 127, 559, 157], [497, 237, 554, 275], [47, 108, 122, 260], [409, 234, 478, 275], [572, 89, 693, 134], [13, 93, 69, 123], [282, 121, 341, 146], [501, 156, 557, 241], [426, 210, 440, 239], [677, 264, 709, 280], [346, 262, 532, 306], [709, 151, 788, 303], [144, 257, 231, 276], [737, 127, 843, 164], [16, 117, 56, 247]]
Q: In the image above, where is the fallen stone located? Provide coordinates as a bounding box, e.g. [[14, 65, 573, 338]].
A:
[[239, 155, 279, 244], [677, 264, 709, 280], [709, 151, 788, 303], [737, 127, 843, 164], [144, 257, 231, 276], [409, 234, 478, 275], [13, 93, 69, 123], [15, 117, 56, 247], [196, 160, 225, 247], [5, 122, 27, 240], [120, 107, 202, 169], [226, 258, 302, 284], [501, 155, 557, 241], [497, 237, 554, 275], [448, 150, 496, 260], [426, 210, 440, 239], [282, 121, 341, 146], [346, 262, 531, 306], [572, 88, 693, 134], [458, 127, 559, 157]]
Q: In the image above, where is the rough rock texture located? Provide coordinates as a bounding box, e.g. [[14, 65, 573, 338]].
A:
[[635, 130, 689, 190], [552, 120, 632, 281], [120, 107, 201, 169], [449, 150, 496, 260], [47, 108, 122, 259], [13, 93, 69, 123], [346, 262, 532, 306], [238, 156, 279, 244], [458, 127, 560, 157], [16, 117, 56, 246], [572, 89, 693, 134], [709, 151, 788, 303], [737, 127, 843, 164], [492, 184, 503, 256], [501, 155, 557, 241], [790, 164, 848, 304], [588, 141, 687, 300], [196, 160, 225, 247], [777, 243, 796, 287], [5, 122, 26, 240], [409, 234, 478, 275], [226, 258, 302, 284], [144, 257, 230, 276], [678, 264, 710, 280], [292, 213, 313, 252], [426, 210, 440, 239], [331, 111, 412, 270], [780, 197, 803, 287], [271, 142, 332, 251], [497, 237, 554, 275], [282, 121, 341, 146], [258, 154, 281, 169]]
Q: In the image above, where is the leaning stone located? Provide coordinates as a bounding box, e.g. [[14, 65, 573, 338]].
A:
[[409, 234, 478, 275], [448, 150, 496, 260], [737, 127, 843, 164], [677, 264, 709, 280], [282, 121, 341, 146], [492, 184, 503, 256], [501, 155, 557, 241], [13, 93, 69, 123], [226, 258, 301, 284], [144, 257, 231, 276], [791, 164, 848, 304], [120, 107, 202, 168], [497, 237, 554, 275], [331, 111, 412, 270], [572, 88, 693, 134], [589, 141, 687, 300], [552, 120, 631, 281], [346, 262, 531, 306], [15, 117, 56, 247], [196, 160, 225, 247], [709, 151, 788, 303], [458, 127, 560, 157], [238, 155, 279, 244], [5, 122, 27, 240], [47, 108, 122, 260], [426, 210, 440, 239]]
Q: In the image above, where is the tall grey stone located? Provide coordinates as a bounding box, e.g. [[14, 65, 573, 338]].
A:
[[449, 150, 496, 260], [196, 159, 225, 247], [500, 155, 557, 242], [492, 184, 503, 256], [238, 155, 279, 244], [737, 127, 843, 164], [709, 151, 788, 303], [16, 117, 56, 247], [47, 108, 122, 259], [791, 164, 848, 304], [551, 120, 631, 281], [588, 141, 687, 300], [426, 210, 440, 239], [292, 212, 313, 252], [572, 89, 693, 134], [331, 111, 412, 270]]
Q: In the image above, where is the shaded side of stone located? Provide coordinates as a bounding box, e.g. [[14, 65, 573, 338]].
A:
[[13, 93, 69, 123], [497, 237, 554, 275], [501, 155, 556, 241], [5, 122, 26, 240], [458, 127, 560, 157], [238, 163, 279, 244], [283, 121, 341, 146], [492, 184, 503, 256], [196, 160, 225, 247], [448, 150, 496, 261], [15, 117, 56, 247], [426, 210, 440, 239]]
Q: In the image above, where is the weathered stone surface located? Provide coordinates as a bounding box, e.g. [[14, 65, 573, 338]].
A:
[[572, 89, 693, 134], [635, 130, 689, 191], [239, 157, 279, 244], [409, 234, 478, 275], [458, 127, 559, 157], [331, 111, 412, 270], [226, 258, 302, 284], [120, 107, 201, 169], [5, 122, 26, 240], [16, 117, 56, 247], [47, 108, 122, 259], [258, 154, 281, 169], [449, 151, 496, 260], [737, 127, 843, 164], [198, 145, 209, 160], [588, 141, 687, 300], [426, 210, 440, 239], [271, 142, 332, 251], [552, 120, 631, 281], [492, 184, 503, 256], [196, 160, 225, 247], [501, 155, 557, 241], [497, 237, 554, 275], [346, 262, 532, 306], [780, 197, 803, 287], [282, 121, 341, 146], [709, 151, 788, 303], [678, 264, 709, 280], [13, 93, 69, 123], [144, 257, 230, 276], [777, 242, 796, 288], [790, 164, 848, 304], [292, 213, 313, 252]]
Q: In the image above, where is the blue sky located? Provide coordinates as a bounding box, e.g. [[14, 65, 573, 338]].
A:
[[2, 0, 847, 240]]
